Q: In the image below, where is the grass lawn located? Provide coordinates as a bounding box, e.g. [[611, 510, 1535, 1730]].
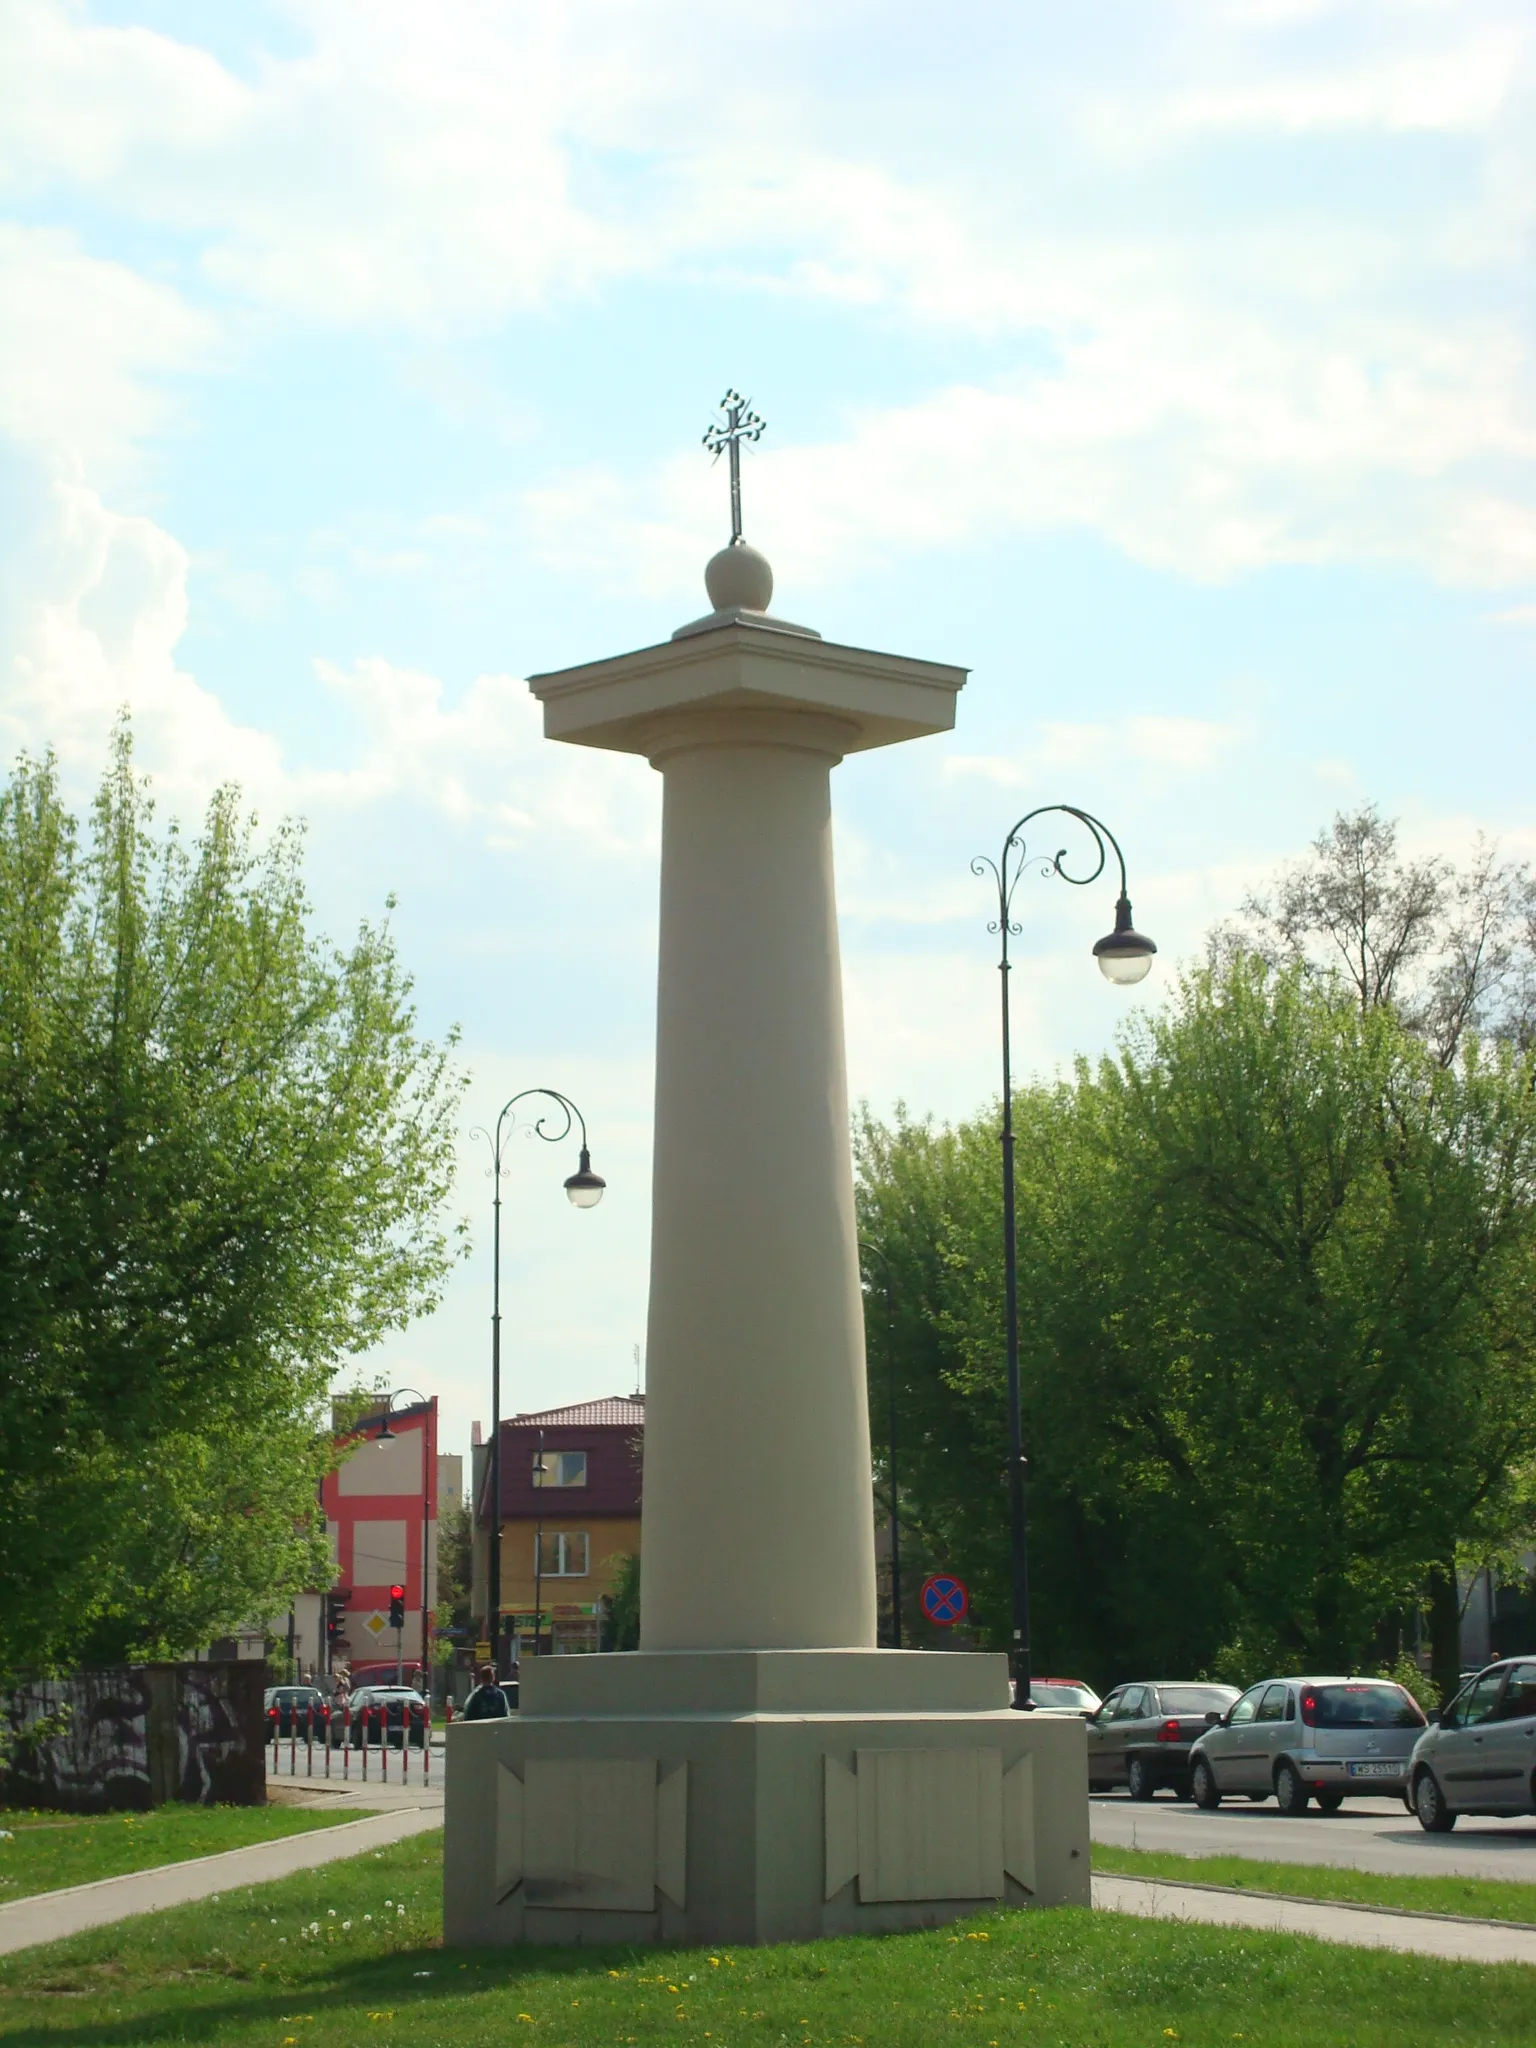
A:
[[1092, 1843, 1536, 1927], [3, 1831, 1536, 2046], [0, 1803, 375, 1902]]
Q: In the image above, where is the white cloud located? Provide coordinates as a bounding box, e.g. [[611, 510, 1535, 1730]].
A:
[[0, 465, 284, 810], [1160, 37, 1523, 135], [0, 0, 677, 329], [3, 0, 1534, 594], [0, 1, 243, 189], [308, 657, 656, 854], [0, 464, 657, 856], [947, 718, 1241, 786], [527, 299, 1536, 590], [0, 224, 213, 474]]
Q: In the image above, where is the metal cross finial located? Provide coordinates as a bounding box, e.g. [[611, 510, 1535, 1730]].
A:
[[702, 389, 766, 545]]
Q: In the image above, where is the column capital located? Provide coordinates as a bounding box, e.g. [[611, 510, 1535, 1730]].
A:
[[529, 617, 967, 760]]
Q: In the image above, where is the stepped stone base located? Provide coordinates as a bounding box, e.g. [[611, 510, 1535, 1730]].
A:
[[443, 1651, 1090, 1948]]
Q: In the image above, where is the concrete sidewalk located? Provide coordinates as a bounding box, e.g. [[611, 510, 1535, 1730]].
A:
[[269, 1777, 443, 1814], [1094, 1869, 1536, 1967], [0, 1805, 441, 1957]]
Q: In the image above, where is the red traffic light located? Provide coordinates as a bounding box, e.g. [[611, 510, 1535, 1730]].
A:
[[389, 1584, 405, 1600]]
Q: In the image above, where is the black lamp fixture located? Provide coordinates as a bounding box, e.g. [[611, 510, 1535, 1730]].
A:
[[1091, 894, 1158, 985], [563, 1149, 607, 1209], [973, 805, 1156, 1710]]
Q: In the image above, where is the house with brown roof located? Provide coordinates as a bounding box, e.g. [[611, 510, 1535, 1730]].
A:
[[472, 1394, 643, 1658]]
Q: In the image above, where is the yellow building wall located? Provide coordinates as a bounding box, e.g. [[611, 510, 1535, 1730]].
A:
[[498, 1516, 641, 1617]]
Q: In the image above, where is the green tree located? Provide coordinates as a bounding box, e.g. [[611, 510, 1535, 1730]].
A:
[[858, 958, 1536, 1696], [857, 1091, 1233, 1685], [0, 731, 467, 1677], [602, 1552, 641, 1652], [436, 1491, 474, 1635], [1107, 960, 1536, 1681], [1235, 804, 1536, 1063], [1237, 807, 1536, 1690]]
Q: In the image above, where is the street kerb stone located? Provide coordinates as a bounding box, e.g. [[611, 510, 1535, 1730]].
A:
[[1093, 1869, 1536, 1967]]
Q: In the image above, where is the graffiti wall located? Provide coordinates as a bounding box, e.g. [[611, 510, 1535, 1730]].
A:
[[4, 1662, 266, 1811]]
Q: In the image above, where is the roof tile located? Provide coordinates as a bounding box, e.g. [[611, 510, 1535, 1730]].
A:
[[506, 1395, 646, 1430]]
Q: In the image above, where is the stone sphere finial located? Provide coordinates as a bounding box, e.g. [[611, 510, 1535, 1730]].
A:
[[705, 542, 773, 614]]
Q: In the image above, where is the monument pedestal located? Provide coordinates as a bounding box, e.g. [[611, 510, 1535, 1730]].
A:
[[444, 1652, 1089, 1948]]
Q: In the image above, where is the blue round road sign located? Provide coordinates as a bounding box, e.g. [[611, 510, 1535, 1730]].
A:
[[920, 1573, 969, 1627]]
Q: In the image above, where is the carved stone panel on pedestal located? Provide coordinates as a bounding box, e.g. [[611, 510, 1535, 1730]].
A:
[[824, 1747, 1038, 1903], [493, 1759, 688, 1913]]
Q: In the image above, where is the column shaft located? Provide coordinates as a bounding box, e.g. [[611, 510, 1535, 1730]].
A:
[[639, 717, 876, 1651]]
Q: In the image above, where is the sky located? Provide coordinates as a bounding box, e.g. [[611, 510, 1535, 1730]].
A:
[[3, 0, 1534, 1480]]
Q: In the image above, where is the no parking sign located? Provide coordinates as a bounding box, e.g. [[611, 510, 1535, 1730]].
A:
[[919, 1573, 969, 1627]]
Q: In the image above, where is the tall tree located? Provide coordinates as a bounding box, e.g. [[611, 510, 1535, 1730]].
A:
[[1235, 805, 1536, 1063], [858, 959, 1536, 1695], [1237, 806, 1536, 1685], [0, 730, 466, 1676]]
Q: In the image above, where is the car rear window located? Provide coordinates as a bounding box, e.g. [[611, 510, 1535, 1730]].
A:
[[1158, 1686, 1236, 1714], [1304, 1683, 1425, 1728], [1032, 1683, 1098, 1709]]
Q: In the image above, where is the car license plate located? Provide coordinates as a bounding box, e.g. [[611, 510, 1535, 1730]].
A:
[[1347, 1761, 1400, 1778]]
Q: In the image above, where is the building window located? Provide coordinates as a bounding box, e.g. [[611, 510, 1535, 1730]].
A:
[[533, 1450, 588, 1488], [536, 1531, 589, 1577]]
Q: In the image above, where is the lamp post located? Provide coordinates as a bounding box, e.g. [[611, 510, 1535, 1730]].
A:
[[532, 1427, 547, 1660], [374, 1385, 433, 1690], [972, 806, 1156, 1709], [470, 1090, 605, 1679], [858, 1239, 902, 1650]]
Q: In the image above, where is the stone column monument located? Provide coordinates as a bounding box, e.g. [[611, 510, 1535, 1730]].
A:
[[445, 400, 1089, 1947]]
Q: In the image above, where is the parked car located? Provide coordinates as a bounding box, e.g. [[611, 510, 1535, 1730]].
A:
[[1023, 1678, 1102, 1715], [330, 1685, 429, 1748], [263, 1686, 330, 1740], [1409, 1657, 1536, 1832], [1087, 1681, 1239, 1798], [1190, 1676, 1426, 1813]]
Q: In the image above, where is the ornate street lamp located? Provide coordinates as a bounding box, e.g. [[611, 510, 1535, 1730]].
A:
[[374, 1384, 432, 1688], [470, 1090, 605, 1678], [972, 806, 1155, 1709], [858, 1239, 903, 1650]]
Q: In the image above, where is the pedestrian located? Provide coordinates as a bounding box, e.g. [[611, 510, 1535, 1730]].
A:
[[461, 1662, 510, 1720]]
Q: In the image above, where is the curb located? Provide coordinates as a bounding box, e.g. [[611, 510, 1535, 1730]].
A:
[[1094, 1866, 1536, 1936], [1093, 1870, 1536, 1967]]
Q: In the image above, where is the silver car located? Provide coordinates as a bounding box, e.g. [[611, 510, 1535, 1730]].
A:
[[1189, 1675, 1427, 1814], [1408, 1658, 1536, 1831]]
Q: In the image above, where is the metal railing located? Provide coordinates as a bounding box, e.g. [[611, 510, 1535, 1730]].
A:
[[264, 1700, 435, 1785]]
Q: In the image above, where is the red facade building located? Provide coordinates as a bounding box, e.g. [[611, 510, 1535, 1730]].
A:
[[323, 1397, 439, 1683]]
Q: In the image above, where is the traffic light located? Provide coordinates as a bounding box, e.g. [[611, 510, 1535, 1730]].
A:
[[388, 1585, 406, 1630], [326, 1593, 349, 1644]]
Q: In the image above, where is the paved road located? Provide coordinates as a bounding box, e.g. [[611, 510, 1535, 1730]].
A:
[[1092, 1791, 1536, 1883]]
